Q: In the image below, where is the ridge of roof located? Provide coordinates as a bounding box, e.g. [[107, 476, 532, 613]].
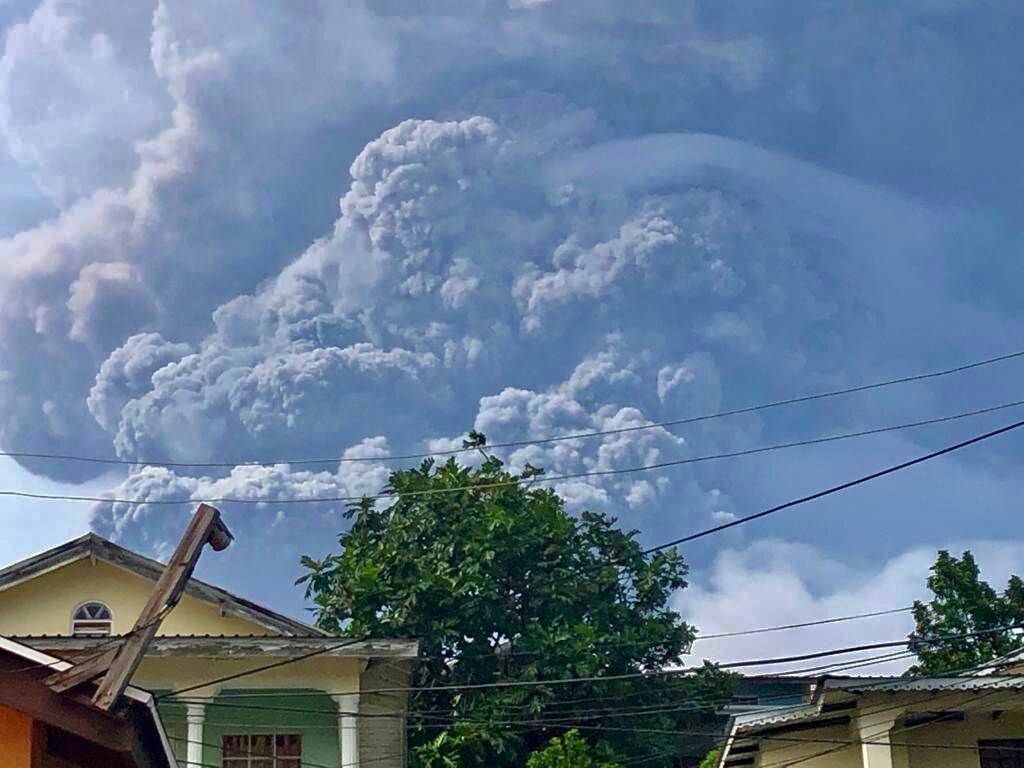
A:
[[0, 532, 328, 638]]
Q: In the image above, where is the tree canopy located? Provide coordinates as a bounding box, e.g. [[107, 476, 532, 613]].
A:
[[301, 445, 732, 767], [909, 550, 1024, 675]]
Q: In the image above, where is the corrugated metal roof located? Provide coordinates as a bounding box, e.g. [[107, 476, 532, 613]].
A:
[[15, 634, 421, 658], [825, 675, 1024, 693], [734, 703, 821, 731]]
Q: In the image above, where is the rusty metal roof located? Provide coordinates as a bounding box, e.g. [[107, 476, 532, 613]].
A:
[[14, 634, 421, 658], [824, 675, 1024, 693]]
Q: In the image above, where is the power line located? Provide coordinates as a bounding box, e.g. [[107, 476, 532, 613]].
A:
[[696, 606, 911, 640], [753, 688, 1010, 768], [161, 694, 1024, 758], [773, 650, 915, 677], [160, 659, 1021, 768], [389, 604, 914, 666], [4, 401, 1023, 507], [3, 349, 1023, 469], [162, 623, 1024, 702], [160, 739, 404, 768], [153, 419, 1023, 706], [642, 417, 1024, 554], [156, 636, 368, 700], [158, 650, 914, 722]]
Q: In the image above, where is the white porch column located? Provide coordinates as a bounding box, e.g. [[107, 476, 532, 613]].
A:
[[853, 708, 902, 768], [185, 701, 207, 768], [334, 692, 360, 768]]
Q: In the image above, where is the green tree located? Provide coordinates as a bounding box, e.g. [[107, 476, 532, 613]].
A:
[[909, 550, 1024, 675], [697, 750, 720, 768], [526, 731, 619, 768], [300, 446, 733, 767]]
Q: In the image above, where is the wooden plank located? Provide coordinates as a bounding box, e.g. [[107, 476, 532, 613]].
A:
[[92, 504, 232, 710], [46, 645, 119, 693]]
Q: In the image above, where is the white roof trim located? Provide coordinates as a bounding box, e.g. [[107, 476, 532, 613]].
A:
[[0, 551, 91, 594], [0, 636, 72, 672]]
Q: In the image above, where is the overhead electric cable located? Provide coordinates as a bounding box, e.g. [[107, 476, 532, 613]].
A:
[[382, 604, 914, 667], [696, 606, 911, 640], [642, 417, 1024, 554], [4, 403, 1023, 508], [2, 349, 1022, 468], [161, 623, 1024, 702]]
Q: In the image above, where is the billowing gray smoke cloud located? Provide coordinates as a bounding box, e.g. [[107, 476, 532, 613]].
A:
[[3, 0, 1024, 611]]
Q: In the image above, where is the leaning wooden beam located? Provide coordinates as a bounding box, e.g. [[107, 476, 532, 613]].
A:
[[45, 503, 233, 711], [92, 503, 233, 711]]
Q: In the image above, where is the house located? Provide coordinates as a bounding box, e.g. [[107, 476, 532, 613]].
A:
[[0, 635, 177, 767], [0, 533, 420, 768], [722, 676, 817, 715], [717, 673, 1024, 768]]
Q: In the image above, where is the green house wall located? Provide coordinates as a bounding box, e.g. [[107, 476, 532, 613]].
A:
[[158, 690, 341, 766]]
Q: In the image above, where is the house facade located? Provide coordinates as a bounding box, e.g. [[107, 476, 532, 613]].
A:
[[718, 674, 1024, 768], [0, 533, 419, 768]]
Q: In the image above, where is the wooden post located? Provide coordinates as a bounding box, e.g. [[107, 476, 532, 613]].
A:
[[46, 504, 233, 712]]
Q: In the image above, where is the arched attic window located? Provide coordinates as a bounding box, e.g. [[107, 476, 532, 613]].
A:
[[71, 602, 113, 637]]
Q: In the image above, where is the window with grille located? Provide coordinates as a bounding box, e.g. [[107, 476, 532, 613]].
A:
[[222, 734, 302, 768], [980, 740, 1024, 768], [71, 602, 112, 637]]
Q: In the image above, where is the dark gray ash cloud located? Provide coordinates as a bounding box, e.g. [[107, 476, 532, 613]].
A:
[[2, 0, 1023, 616]]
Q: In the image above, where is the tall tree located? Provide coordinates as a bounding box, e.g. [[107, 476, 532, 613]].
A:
[[300, 445, 732, 767], [909, 550, 1024, 675]]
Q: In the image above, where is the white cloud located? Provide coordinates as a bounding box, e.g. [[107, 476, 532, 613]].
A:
[[678, 539, 1024, 676]]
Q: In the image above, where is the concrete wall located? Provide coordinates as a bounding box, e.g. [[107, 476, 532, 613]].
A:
[[754, 723, 858, 768], [0, 558, 270, 636], [361, 660, 411, 768]]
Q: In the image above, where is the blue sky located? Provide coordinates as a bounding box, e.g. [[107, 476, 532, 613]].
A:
[[1, 0, 1022, 669]]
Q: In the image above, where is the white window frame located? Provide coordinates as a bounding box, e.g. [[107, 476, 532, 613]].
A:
[[70, 600, 114, 637]]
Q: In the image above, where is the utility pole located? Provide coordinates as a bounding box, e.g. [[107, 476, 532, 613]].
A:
[[47, 504, 233, 711]]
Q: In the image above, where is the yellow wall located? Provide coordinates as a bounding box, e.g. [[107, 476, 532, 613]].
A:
[[904, 709, 1024, 768], [0, 705, 36, 768], [754, 723, 861, 768], [0, 557, 271, 637], [752, 700, 1024, 768], [134, 654, 363, 694]]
